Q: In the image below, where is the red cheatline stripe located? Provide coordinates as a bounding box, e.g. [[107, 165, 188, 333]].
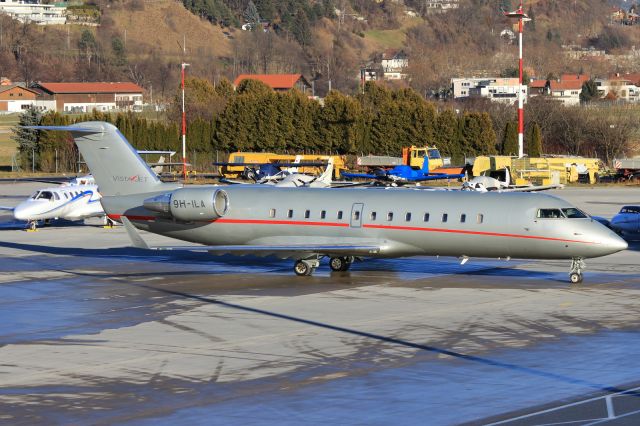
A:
[[110, 215, 596, 244], [363, 224, 595, 244], [216, 218, 349, 227]]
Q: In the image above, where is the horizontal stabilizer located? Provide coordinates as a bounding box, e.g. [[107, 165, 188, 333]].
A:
[[24, 125, 105, 134]]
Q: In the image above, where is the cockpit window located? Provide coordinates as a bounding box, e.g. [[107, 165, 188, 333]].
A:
[[537, 208, 563, 219], [36, 191, 53, 200], [620, 206, 640, 214], [562, 208, 588, 218]]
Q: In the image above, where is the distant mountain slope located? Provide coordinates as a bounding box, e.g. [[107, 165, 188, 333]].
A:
[[105, 0, 231, 59]]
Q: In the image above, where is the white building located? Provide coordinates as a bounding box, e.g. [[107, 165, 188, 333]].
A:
[[0, 0, 66, 25], [380, 49, 408, 80], [425, 0, 459, 12], [451, 77, 527, 103], [595, 77, 640, 102]]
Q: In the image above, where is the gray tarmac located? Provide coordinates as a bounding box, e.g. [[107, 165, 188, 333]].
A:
[[1, 182, 640, 425]]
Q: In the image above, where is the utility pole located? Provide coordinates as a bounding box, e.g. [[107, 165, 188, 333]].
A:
[[504, 1, 530, 159], [181, 61, 189, 181]]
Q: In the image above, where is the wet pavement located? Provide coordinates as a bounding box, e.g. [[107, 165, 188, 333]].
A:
[[1, 183, 640, 425]]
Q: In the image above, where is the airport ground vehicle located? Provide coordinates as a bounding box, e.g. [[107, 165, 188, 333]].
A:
[[613, 158, 640, 182], [357, 146, 447, 172], [33, 121, 628, 283], [471, 156, 602, 185], [217, 152, 345, 179]]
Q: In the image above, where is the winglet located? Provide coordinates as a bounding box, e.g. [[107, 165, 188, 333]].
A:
[[121, 216, 150, 249]]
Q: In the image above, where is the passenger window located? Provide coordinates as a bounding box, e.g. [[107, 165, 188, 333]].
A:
[[460, 214, 466, 223], [64, 193, 69, 199], [387, 212, 394, 221], [305, 210, 310, 219], [442, 213, 448, 223], [353, 210, 360, 221], [537, 208, 563, 219], [321, 210, 326, 219], [423, 213, 430, 222], [405, 212, 411, 221], [269, 208, 276, 218], [370, 212, 377, 221], [287, 209, 293, 218], [477, 213, 483, 224], [53, 192, 60, 200], [337, 211, 343, 220]]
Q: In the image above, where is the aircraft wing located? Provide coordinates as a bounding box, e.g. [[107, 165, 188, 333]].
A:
[[122, 217, 381, 258], [408, 174, 465, 182], [495, 183, 564, 192], [0, 206, 15, 211], [341, 172, 381, 179]]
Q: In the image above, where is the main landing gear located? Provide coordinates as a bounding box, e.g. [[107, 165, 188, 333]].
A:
[[293, 256, 355, 276], [569, 257, 585, 284]]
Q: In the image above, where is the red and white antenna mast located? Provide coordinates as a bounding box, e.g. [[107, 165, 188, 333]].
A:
[[181, 61, 189, 180], [504, 1, 530, 159]]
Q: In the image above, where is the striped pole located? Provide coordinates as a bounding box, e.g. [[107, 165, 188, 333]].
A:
[[181, 62, 189, 180], [504, 2, 529, 159]]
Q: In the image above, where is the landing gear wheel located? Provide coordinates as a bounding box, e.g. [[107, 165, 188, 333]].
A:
[[294, 260, 314, 276], [569, 257, 586, 284], [28, 221, 37, 231], [329, 256, 353, 271]]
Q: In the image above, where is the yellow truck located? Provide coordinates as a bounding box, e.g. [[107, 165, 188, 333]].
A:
[[471, 156, 602, 185], [218, 152, 346, 179]]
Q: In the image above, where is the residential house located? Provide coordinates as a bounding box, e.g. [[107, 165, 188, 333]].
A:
[[548, 80, 583, 105], [451, 77, 527, 104], [425, 0, 459, 12], [31, 82, 144, 113], [0, 84, 54, 113], [595, 76, 640, 102], [0, 0, 66, 25], [233, 74, 311, 93], [380, 50, 408, 80]]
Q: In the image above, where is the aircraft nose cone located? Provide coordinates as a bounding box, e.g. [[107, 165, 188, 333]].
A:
[[605, 232, 628, 254], [13, 205, 29, 221]]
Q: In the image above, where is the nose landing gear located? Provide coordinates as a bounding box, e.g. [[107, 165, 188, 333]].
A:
[[569, 257, 585, 284], [294, 259, 320, 276]]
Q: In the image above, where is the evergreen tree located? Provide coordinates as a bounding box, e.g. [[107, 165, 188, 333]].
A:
[[434, 109, 458, 160], [502, 121, 519, 155], [580, 80, 599, 103], [12, 106, 41, 170], [243, 0, 261, 25], [111, 36, 127, 66], [526, 122, 543, 157]]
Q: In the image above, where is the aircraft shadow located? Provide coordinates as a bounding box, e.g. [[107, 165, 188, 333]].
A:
[[0, 240, 591, 286], [129, 281, 640, 400]]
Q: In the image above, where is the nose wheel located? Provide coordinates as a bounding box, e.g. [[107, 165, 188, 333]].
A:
[[569, 258, 585, 284]]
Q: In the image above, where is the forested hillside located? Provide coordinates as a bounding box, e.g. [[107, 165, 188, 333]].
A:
[[0, 0, 636, 100]]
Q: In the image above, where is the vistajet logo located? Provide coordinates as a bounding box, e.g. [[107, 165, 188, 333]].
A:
[[112, 175, 150, 183]]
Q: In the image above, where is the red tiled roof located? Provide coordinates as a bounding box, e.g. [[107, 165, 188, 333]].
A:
[[560, 74, 590, 83], [549, 80, 583, 91], [233, 74, 306, 89], [36, 82, 143, 94], [609, 73, 640, 85], [529, 80, 547, 88]]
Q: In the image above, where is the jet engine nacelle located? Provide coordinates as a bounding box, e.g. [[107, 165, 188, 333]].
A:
[[143, 188, 230, 221]]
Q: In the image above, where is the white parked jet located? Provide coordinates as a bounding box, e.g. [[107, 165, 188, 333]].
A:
[[0, 177, 105, 230]]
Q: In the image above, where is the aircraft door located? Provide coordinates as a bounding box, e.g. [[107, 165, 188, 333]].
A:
[[350, 203, 364, 228]]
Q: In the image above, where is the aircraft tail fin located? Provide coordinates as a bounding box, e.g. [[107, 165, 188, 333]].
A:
[[29, 122, 171, 196], [421, 155, 430, 174], [317, 158, 334, 185]]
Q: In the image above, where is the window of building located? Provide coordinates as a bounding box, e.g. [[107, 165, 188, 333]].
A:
[[477, 213, 483, 224], [287, 209, 293, 218], [269, 208, 276, 218], [442, 213, 448, 223], [405, 212, 412, 221], [305, 210, 310, 219], [424, 213, 430, 222], [460, 214, 466, 223], [321, 210, 326, 219], [370, 212, 377, 221], [337, 211, 343, 220], [387, 212, 394, 221]]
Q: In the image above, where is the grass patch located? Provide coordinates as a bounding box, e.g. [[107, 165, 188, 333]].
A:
[[363, 29, 406, 49]]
